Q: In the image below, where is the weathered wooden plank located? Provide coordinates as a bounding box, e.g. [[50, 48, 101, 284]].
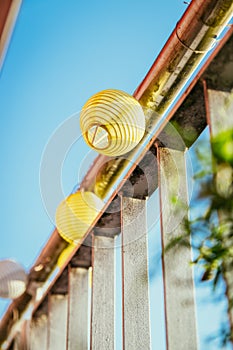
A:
[[30, 315, 48, 350], [48, 294, 68, 350], [67, 267, 89, 350], [121, 196, 151, 350], [206, 89, 233, 136], [205, 88, 233, 331], [12, 332, 21, 350], [91, 235, 115, 350], [12, 320, 29, 350], [158, 147, 197, 350]]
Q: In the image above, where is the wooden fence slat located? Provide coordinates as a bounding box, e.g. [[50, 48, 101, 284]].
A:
[[158, 147, 198, 350], [30, 315, 48, 350], [91, 235, 115, 350], [205, 88, 233, 330], [206, 89, 233, 136], [48, 294, 68, 350], [121, 196, 151, 350], [67, 267, 89, 350]]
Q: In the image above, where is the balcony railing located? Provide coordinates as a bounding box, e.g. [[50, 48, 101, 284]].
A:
[[0, 0, 232, 349]]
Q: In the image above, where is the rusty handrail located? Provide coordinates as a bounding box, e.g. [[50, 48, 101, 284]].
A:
[[0, 0, 22, 72]]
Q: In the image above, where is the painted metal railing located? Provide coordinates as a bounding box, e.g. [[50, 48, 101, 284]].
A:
[[0, 1, 233, 349], [0, 0, 22, 72]]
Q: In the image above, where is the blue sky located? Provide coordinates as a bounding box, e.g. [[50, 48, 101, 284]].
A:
[[0, 0, 185, 267], [0, 1, 231, 349]]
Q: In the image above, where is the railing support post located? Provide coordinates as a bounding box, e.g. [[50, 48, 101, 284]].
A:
[[158, 146, 198, 350], [91, 234, 116, 350], [204, 85, 233, 334], [30, 315, 48, 350], [48, 293, 68, 350], [121, 196, 151, 350], [67, 266, 89, 350]]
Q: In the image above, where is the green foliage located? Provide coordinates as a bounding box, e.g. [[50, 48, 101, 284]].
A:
[[212, 129, 233, 167]]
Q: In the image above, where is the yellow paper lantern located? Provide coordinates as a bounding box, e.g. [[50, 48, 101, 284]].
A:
[[57, 244, 76, 268], [56, 191, 104, 244], [80, 89, 145, 156], [0, 259, 27, 299]]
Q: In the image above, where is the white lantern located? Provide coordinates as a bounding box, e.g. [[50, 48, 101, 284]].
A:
[[0, 259, 27, 299]]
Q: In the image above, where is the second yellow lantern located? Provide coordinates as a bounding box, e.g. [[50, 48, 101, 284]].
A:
[[56, 191, 104, 244]]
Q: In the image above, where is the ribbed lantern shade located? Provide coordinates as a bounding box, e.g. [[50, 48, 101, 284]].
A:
[[80, 89, 145, 156], [56, 191, 104, 244], [0, 260, 27, 299]]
